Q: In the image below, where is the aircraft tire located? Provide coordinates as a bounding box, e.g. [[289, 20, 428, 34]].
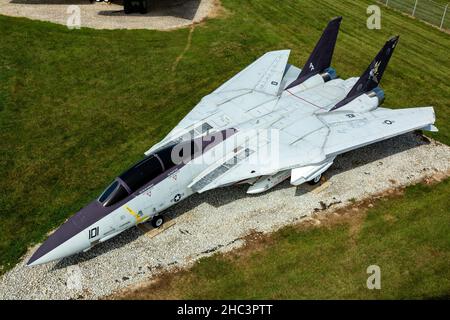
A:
[[307, 173, 322, 185], [151, 215, 164, 228]]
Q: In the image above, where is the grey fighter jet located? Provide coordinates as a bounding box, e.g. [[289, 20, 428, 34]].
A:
[[27, 17, 437, 266]]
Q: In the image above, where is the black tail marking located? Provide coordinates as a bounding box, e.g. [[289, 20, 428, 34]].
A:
[[331, 36, 400, 111], [286, 16, 342, 90]]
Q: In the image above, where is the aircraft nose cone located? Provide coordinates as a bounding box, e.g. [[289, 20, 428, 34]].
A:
[[27, 201, 103, 266]]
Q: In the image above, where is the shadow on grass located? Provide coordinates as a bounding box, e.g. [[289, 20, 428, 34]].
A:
[[52, 131, 430, 269]]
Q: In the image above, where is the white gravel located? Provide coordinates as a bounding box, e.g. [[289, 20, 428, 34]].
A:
[[1, 132, 450, 299], [0, 0, 219, 30]]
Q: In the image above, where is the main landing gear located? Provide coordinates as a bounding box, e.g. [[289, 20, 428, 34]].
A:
[[151, 215, 165, 228], [307, 173, 322, 185]]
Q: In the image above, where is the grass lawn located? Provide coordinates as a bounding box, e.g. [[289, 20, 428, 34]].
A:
[[0, 0, 449, 275], [382, 0, 450, 29], [120, 178, 450, 299]]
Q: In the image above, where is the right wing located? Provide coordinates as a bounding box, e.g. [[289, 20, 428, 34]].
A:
[[214, 50, 291, 95], [145, 50, 290, 155]]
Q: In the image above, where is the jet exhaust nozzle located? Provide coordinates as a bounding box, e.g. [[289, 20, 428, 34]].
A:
[[368, 87, 385, 106], [320, 67, 338, 82]]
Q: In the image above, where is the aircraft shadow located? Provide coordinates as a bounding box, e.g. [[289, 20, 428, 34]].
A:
[[53, 227, 142, 270], [52, 131, 430, 269], [173, 131, 430, 209]]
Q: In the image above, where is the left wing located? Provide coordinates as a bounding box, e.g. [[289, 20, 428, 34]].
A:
[[188, 106, 436, 192], [188, 129, 327, 193]]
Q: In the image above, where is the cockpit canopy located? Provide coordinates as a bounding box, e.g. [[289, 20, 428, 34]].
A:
[[98, 154, 166, 207], [119, 155, 163, 192], [97, 142, 195, 207], [98, 180, 129, 207]]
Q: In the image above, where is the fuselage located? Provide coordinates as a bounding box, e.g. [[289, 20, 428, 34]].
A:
[[27, 69, 381, 266], [27, 129, 237, 266], [27, 25, 435, 267]]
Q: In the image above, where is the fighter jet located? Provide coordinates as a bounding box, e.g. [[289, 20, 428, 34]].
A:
[[27, 17, 437, 266]]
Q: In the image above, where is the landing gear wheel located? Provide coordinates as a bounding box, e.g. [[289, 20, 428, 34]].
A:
[[308, 173, 322, 185], [151, 215, 164, 228]]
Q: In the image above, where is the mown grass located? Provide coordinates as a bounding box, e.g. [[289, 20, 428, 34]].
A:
[[121, 179, 450, 299], [384, 0, 450, 29], [0, 0, 449, 273]]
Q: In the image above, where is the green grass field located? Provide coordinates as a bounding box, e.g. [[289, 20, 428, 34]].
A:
[[121, 179, 450, 299], [383, 0, 450, 30], [0, 0, 449, 280]]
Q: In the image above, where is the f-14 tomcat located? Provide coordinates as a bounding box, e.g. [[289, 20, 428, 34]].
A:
[[27, 17, 437, 266]]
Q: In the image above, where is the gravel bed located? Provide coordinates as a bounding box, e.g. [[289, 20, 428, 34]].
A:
[[0, 0, 218, 30], [0, 132, 449, 299]]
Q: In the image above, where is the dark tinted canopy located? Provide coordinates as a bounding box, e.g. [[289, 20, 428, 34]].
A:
[[98, 141, 201, 206], [119, 155, 163, 192], [98, 180, 129, 207], [99, 180, 119, 203]]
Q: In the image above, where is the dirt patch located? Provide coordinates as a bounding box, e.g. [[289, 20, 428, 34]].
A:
[[171, 23, 195, 71], [0, 0, 223, 30]]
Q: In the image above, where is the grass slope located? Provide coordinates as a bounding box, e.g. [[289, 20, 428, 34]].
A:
[[121, 179, 450, 299], [0, 0, 449, 272]]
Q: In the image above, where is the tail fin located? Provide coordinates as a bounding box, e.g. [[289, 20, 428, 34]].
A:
[[286, 16, 342, 90], [331, 36, 400, 111]]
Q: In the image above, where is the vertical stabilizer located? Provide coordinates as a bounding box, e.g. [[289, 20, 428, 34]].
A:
[[286, 16, 342, 90], [331, 36, 399, 111]]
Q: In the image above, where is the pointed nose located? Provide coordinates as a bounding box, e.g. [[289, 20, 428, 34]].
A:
[[27, 201, 104, 266]]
